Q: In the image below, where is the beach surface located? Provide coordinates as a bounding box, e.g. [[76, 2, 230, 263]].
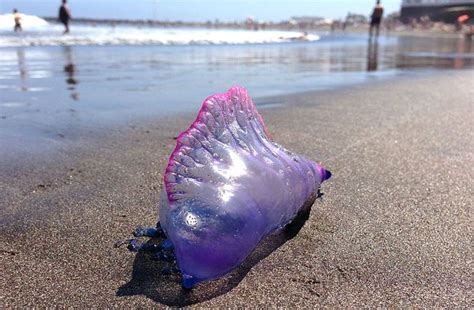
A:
[[1, 71, 473, 307]]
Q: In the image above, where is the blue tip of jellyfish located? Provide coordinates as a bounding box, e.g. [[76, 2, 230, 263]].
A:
[[324, 169, 332, 181], [315, 164, 331, 182], [182, 274, 199, 289]]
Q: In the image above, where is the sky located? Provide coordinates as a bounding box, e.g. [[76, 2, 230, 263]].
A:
[[0, 0, 402, 22]]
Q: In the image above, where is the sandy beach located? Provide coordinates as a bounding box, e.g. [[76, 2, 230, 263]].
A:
[[1, 70, 473, 307]]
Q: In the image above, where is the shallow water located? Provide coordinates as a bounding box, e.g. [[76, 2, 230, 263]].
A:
[[0, 28, 473, 157]]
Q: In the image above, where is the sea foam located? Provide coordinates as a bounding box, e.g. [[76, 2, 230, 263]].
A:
[[0, 13, 49, 30], [0, 14, 319, 47]]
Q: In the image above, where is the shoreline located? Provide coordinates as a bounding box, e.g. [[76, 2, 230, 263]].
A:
[[0, 70, 469, 220], [0, 68, 424, 173], [1, 71, 473, 307], [0, 67, 462, 167]]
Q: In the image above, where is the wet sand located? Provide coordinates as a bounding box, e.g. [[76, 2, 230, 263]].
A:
[[1, 71, 473, 307], [2, 35, 473, 160]]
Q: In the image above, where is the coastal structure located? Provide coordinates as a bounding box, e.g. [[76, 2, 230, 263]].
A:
[[400, 0, 474, 23], [289, 16, 333, 27]]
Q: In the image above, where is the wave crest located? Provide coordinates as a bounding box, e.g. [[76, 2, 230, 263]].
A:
[[0, 13, 49, 30], [0, 17, 319, 47]]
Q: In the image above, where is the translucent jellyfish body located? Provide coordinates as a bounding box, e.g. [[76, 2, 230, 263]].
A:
[[158, 86, 330, 288]]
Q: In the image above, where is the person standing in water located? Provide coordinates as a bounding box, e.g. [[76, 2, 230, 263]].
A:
[[13, 9, 22, 32], [58, 0, 72, 34], [369, 0, 384, 38]]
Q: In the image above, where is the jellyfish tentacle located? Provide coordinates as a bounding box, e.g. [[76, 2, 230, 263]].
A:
[[132, 226, 165, 238]]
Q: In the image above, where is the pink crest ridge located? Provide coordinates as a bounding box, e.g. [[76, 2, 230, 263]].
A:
[[164, 86, 272, 201]]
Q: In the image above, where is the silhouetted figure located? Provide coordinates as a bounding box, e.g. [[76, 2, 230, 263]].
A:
[[58, 0, 71, 34], [369, 0, 384, 38], [13, 9, 22, 32]]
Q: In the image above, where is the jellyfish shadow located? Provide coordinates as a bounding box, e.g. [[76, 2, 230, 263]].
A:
[[116, 196, 316, 306]]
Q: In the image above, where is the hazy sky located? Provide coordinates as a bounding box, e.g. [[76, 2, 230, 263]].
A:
[[1, 0, 401, 21]]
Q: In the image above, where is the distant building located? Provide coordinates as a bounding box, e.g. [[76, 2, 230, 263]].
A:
[[400, 0, 474, 23], [289, 16, 332, 27], [344, 13, 368, 25]]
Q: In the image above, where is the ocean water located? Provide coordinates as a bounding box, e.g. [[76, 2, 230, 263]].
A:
[[0, 15, 473, 157], [0, 14, 320, 47]]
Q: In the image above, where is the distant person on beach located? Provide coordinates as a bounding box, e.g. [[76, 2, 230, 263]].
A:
[[13, 9, 22, 32], [456, 14, 469, 31], [58, 0, 71, 34], [369, 0, 384, 38]]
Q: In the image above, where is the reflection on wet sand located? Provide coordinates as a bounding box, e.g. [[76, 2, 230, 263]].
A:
[[16, 48, 28, 91], [394, 36, 474, 69], [454, 38, 472, 69], [1, 35, 473, 148], [63, 46, 79, 101], [367, 37, 379, 72]]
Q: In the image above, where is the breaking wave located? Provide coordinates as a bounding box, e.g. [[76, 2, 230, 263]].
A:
[[0, 13, 49, 30], [0, 14, 320, 47]]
